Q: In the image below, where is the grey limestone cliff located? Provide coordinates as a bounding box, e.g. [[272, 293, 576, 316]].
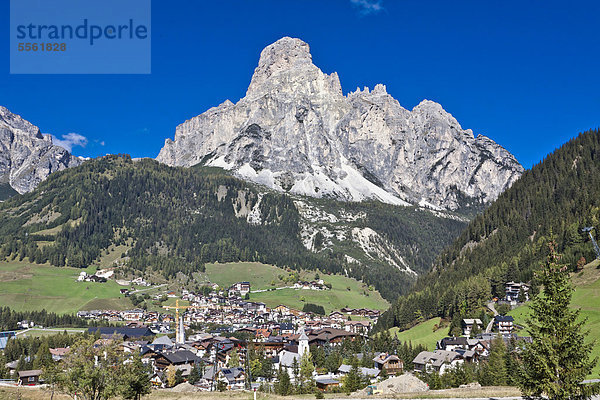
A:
[[157, 37, 523, 211], [0, 106, 82, 194]]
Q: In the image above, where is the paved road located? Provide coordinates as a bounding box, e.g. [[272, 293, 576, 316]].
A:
[[486, 301, 498, 333], [130, 283, 167, 294]]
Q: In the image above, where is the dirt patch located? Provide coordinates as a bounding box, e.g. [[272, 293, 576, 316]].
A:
[[0, 267, 33, 282], [353, 373, 429, 397], [170, 383, 199, 393]]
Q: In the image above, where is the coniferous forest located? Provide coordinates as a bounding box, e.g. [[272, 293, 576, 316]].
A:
[[0, 155, 464, 301], [376, 129, 600, 331]]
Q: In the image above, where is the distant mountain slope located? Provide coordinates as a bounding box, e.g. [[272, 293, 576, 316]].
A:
[[376, 129, 600, 330], [157, 37, 523, 211], [0, 155, 465, 301], [0, 106, 82, 194]]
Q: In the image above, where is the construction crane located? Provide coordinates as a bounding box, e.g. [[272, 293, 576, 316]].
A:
[[582, 227, 600, 260], [163, 299, 194, 344]]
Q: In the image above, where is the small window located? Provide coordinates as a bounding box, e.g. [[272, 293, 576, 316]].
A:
[[28, 377, 35, 382]]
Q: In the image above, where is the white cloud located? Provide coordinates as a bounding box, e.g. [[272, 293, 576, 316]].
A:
[[350, 0, 384, 15], [51, 132, 88, 152]]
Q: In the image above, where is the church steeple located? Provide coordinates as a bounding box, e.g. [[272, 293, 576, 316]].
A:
[[298, 328, 309, 357]]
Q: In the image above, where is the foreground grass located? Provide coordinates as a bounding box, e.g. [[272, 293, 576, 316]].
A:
[[0, 260, 133, 314], [386, 318, 448, 351], [0, 385, 523, 400]]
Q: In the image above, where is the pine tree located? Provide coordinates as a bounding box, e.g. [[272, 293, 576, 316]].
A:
[[227, 349, 240, 367], [299, 352, 315, 388], [479, 336, 507, 386], [276, 367, 291, 395], [119, 353, 151, 400], [518, 287, 527, 303], [343, 357, 363, 394], [519, 242, 599, 400], [33, 341, 52, 370], [188, 363, 202, 385]]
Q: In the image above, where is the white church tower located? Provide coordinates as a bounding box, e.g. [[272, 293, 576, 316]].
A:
[[298, 329, 309, 357]]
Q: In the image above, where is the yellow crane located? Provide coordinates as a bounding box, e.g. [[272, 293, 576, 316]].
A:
[[163, 299, 194, 344]]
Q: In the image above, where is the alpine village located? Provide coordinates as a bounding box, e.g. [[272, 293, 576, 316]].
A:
[[1, 18, 600, 400]]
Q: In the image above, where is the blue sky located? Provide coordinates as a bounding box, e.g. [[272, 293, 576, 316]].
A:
[[1, 0, 599, 168]]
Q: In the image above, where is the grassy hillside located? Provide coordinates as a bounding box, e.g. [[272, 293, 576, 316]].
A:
[[201, 261, 388, 314], [0, 259, 133, 314], [202, 262, 284, 289], [386, 318, 448, 350], [509, 259, 600, 377], [0, 258, 387, 316]]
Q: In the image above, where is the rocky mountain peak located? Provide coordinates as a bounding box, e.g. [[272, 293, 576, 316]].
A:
[[246, 37, 342, 98], [157, 37, 523, 211], [0, 106, 82, 194], [255, 37, 312, 75]]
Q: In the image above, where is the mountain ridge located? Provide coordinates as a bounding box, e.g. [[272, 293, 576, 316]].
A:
[[0, 106, 82, 194], [157, 37, 523, 211]]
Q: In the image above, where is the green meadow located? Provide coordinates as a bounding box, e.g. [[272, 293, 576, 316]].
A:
[[385, 317, 448, 350], [0, 259, 133, 314], [203, 261, 388, 314]]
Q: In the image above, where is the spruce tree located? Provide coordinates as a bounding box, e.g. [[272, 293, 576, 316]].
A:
[[479, 336, 507, 386], [519, 242, 598, 400]]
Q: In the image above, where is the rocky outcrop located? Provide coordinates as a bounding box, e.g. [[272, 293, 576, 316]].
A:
[[0, 106, 82, 194], [157, 37, 523, 210]]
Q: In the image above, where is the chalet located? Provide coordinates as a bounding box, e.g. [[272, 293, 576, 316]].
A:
[[338, 364, 380, 380], [344, 320, 370, 334], [307, 327, 357, 346], [120, 309, 145, 321], [235, 327, 257, 336], [49, 347, 70, 362], [17, 320, 35, 329], [494, 315, 514, 334], [150, 372, 164, 388], [413, 350, 464, 375], [229, 282, 251, 296], [255, 328, 271, 340], [437, 337, 469, 352], [278, 322, 294, 335], [461, 319, 483, 336], [202, 366, 245, 390], [329, 311, 344, 321], [505, 281, 529, 303], [315, 377, 340, 391], [220, 367, 246, 390], [18, 370, 43, 385], [273, 305, 291, 315], [153, 350, 201, 370], [372, 353, 403, 375]]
